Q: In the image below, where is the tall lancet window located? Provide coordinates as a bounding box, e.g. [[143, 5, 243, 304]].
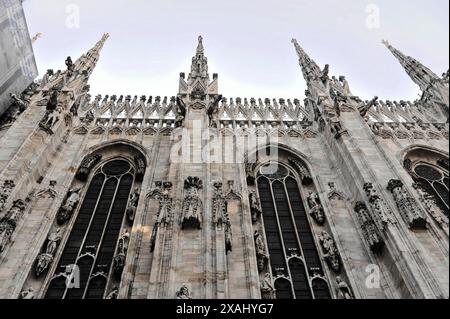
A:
[[256, 162, 331, 299], [45, 159, 136, 299]]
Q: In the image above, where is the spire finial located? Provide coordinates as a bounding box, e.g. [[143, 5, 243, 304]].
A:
[[197, 35, 204, 54]]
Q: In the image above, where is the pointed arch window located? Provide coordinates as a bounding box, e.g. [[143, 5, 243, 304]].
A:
[[256, 162, 331, 299], [45, 159, 136, 299]]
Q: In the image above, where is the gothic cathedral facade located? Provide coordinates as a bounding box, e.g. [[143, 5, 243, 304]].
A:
[[0, 34, 448, 299]]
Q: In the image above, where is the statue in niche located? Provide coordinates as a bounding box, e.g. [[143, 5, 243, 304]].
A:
[[225, 223, 232, 254], [260, 272, 276, 299], [249, 191, 262, 224], [387, 179, 427, 229], [105, 287, 119, 299], [0, 180, 15, 212], [358, 96, 379, 117], [156, 182, 173, 226], [207, 95, 223, 128], [181, 177, 203, 230], [319, 231, 341, 273], [336, 276, 354, 299], [19, 288, 35, 299], [354, 202, 384, 254], [176, 285, 192, 299], [126, 188, 140, 225], [254, 231, 269, 272], [113, 229, 130, 278], [175, 97, 186, 128], [57, 188, 81, 225], [35, 228, 61, 277], [307, 192, 326, 225], [0, 199, 26, 253]]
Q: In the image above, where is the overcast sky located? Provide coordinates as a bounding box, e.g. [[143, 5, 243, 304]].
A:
[[23, 0, 449, 101]]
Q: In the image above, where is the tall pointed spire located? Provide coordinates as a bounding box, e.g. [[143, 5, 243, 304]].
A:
[[291, 38, 322, 82], [74, 33, 110, 76], [187, 35, 210, 85], [382, 40, 440, 92]]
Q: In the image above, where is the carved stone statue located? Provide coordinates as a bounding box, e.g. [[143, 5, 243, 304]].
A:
[[0, 180, 15, 212], [39, 106, 62, 134], [319, 231, 341, 273], [207, 95, 223, 128], [113, 229, 130, 278], [10, 93, 28, 113], [339, 76, 352, 96], [260, 272, 276, 299], [105, 287, 119, 299], [363, 183, 392, 230], [76, 154, 102, 181], [126, 188, 140, 225], [359, 96, 379, 117], [181, 177, 203, 230], [175, 97, 186, 128], [387, 179, 427, 229], [249, 191, 262, 224], [254, 231, 268, 272], [176, 285, 192, 299], [65, 56, 74, 73], [0, 199, 26, 253], [19, 288, 35, 299], [307, 192, 326, 225], [354, 202, 384, 254], [57, 188, 81, 225], [336, 276, 353, 299], [35, 228, 61, 277]]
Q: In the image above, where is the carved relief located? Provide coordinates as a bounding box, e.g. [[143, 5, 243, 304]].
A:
[[76, 154, 102, 181], [19, 288, 35, 299], [288, 157, 312, 185], [35, 228, 61, 277], [35, 180, 58, 200], [307, 192, 326, 225], [354, 202, 384, 254], [327, 182, 344, 201], [0, 180, 15, 212], [249, 191, 262, 224], [318, 231, 341, 273], [57, 188, 81, 225], [181, 177, 203, 230], [387, 179, 427, 229], [0, 199, 27, 253]]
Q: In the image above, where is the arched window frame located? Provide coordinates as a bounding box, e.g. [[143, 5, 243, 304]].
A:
[[254, 160, 332, 299], [41, 154, 144, 299]]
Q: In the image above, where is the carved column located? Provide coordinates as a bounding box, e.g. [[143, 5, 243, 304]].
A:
[[354, 202, 384, 254]]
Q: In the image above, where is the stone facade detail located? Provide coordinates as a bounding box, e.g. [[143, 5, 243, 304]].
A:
[[387, 179, 427, 229], [0, 33, 447, 300], [181, 177, 203, 230]]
